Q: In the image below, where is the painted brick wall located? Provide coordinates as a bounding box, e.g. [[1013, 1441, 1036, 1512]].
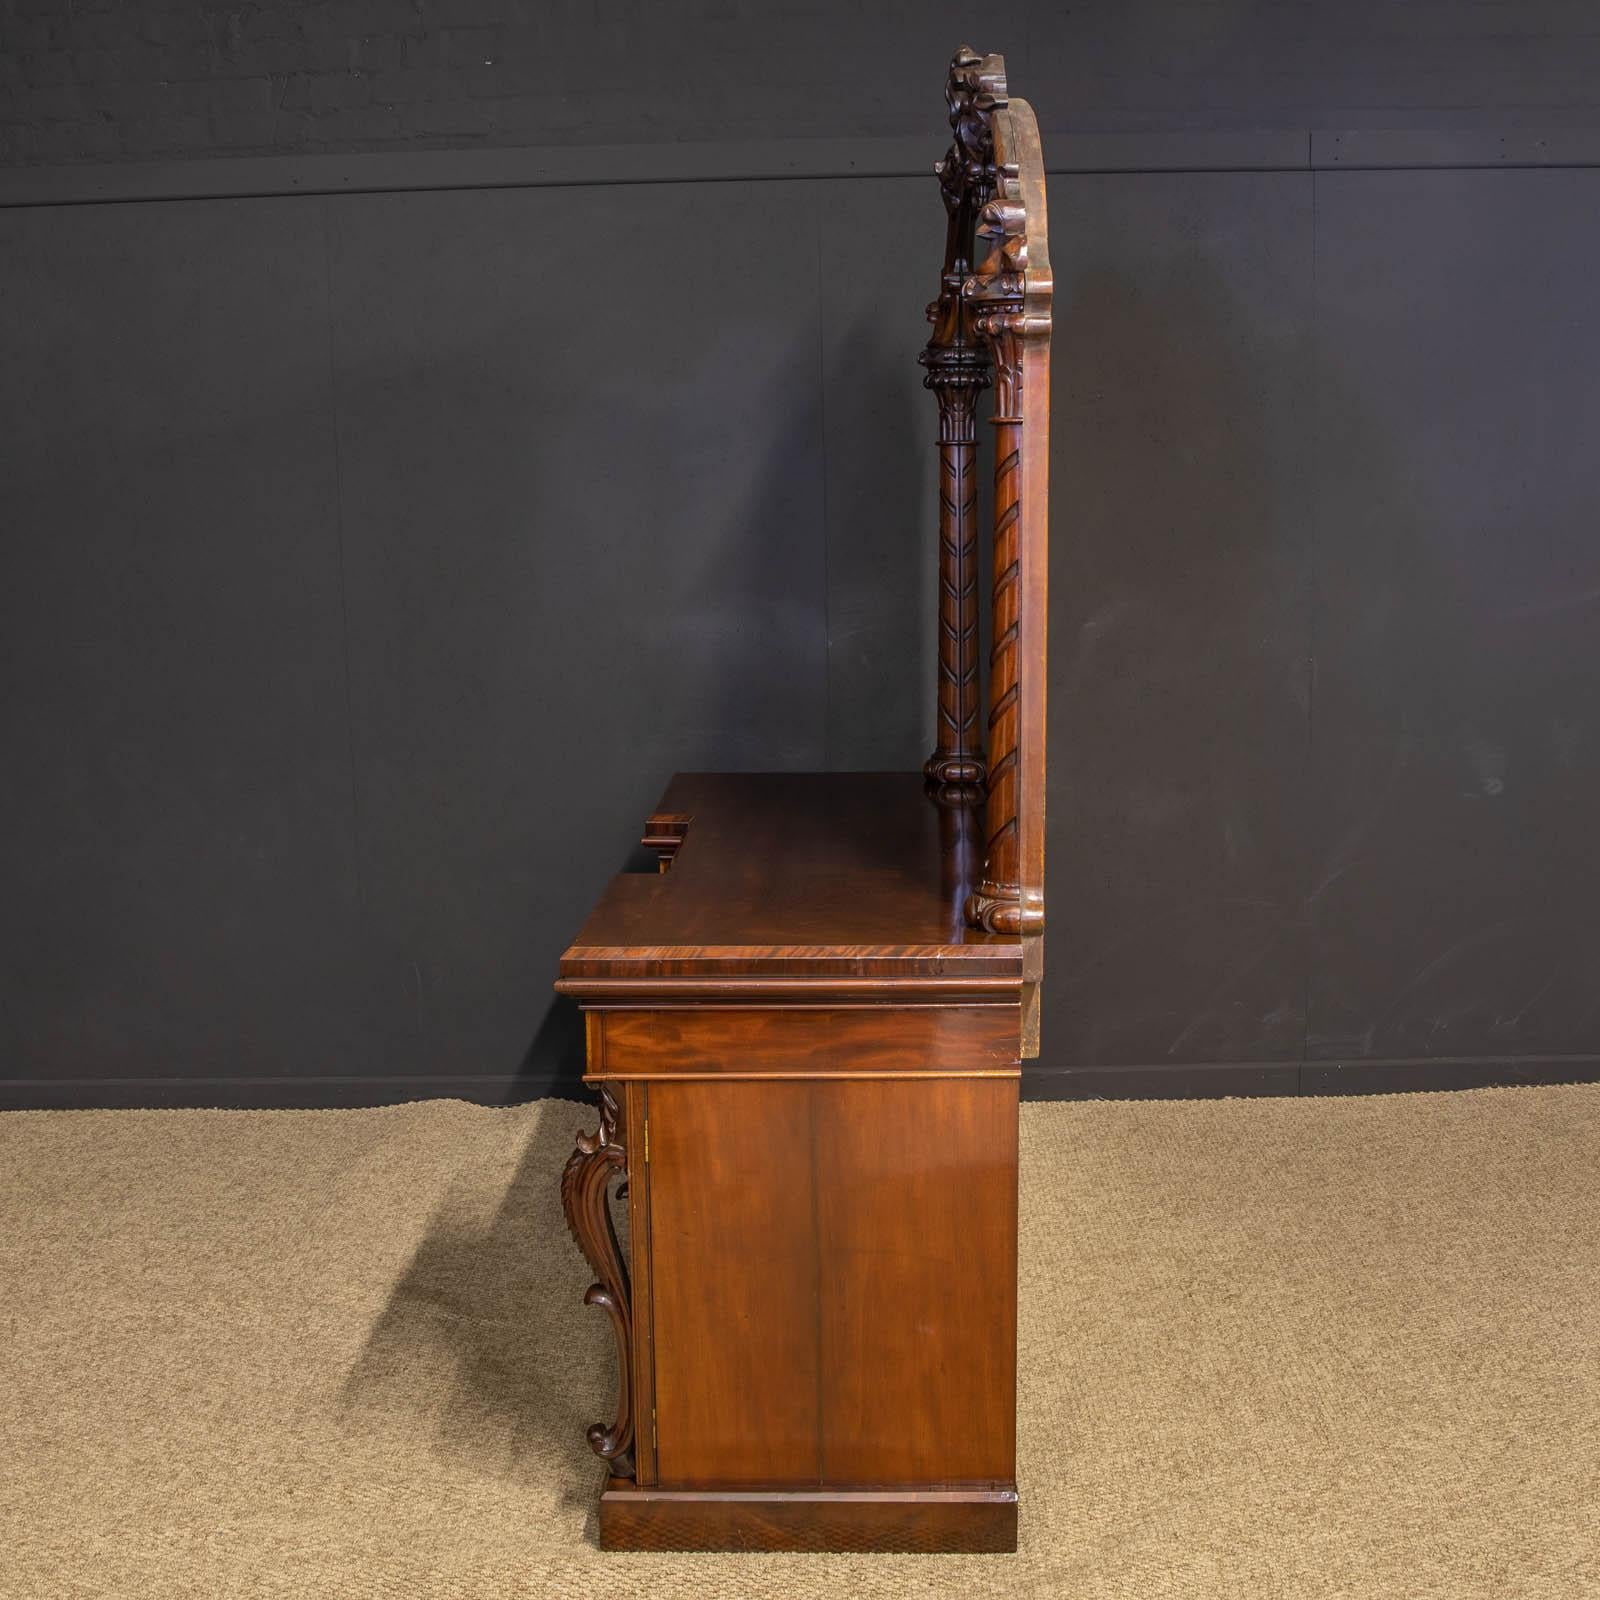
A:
[[7, 1, 1600, 168]]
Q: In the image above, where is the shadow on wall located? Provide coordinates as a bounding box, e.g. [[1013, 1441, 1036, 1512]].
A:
[[816, 301, 945, 772], [1304, 291, 1600, 1063], [1047, 255, 1316, 1069], [1046, 248, 1600, 1073], [509, 326, 836, 1098], [508, 228, 1600, 1095]]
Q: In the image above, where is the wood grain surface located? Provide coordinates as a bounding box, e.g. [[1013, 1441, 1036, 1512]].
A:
[[591, 1005, 1019, 1081], [598, 1478, 1018, 1553], [644, 1077, 1019, 1493]]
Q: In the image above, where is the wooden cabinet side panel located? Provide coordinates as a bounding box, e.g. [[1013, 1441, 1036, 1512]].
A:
[[648, 1080, 822, 1487], [816, 1077, 1018, 1485], [643, 1072, 1018, 1493]]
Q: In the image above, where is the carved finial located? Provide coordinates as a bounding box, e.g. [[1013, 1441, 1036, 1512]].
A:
[[936, 45, 1008, 214]]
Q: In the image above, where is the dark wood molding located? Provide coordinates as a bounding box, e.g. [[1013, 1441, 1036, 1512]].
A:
[[555, 974, 1021, 1003], [559, 1085, 636, 1479]]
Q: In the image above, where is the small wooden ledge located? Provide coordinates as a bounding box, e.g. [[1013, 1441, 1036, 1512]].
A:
[[640, 810, 691, 872]]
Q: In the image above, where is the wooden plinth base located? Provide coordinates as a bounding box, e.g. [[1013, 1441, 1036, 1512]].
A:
[[597, 1478, 1019, 1553]]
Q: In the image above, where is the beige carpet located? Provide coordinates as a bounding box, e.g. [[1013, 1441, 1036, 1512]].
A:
[[2, 1085, 1597, 1598]]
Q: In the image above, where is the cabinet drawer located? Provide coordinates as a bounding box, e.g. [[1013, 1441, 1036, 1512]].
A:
[[588, 1006, 1019, 1081]]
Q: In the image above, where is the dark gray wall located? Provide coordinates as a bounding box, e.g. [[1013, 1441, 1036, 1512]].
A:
[[1048, 165, 1600, 1097], [11, 0, 1600, 165], [4, 6, 1600, 1105]]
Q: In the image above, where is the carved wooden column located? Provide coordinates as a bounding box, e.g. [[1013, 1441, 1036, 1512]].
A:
[[968, 298, 1026, 933], [922, 46, 999, 800], [560, 1086, 635, 1479], [964, 180, 1048, 940], [921, 331, 987, 796]]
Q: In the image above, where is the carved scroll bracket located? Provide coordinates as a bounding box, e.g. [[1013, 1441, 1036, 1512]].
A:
[[560, 1086, 635, 1478]]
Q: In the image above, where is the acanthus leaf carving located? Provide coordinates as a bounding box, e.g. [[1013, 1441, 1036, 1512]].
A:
[[559, 1085, 635, 1478]]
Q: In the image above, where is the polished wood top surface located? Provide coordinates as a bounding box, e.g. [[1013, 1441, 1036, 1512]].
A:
[[557, 773, 1023, 995]]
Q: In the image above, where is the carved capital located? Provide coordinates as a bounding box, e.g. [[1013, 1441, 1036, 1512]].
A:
[[922, 353, 985, 438], [560, 1086, 635, 1478], [920, 341, 989, 384], [976, 316, 1024, 421]]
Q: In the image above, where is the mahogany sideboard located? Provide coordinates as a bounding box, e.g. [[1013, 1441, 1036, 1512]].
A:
[[557, 46, 1051, 1554]]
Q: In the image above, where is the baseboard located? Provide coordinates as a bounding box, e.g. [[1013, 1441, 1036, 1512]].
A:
[[1023, 1061, 1302, 1099], [1023, 1055, 1600, 1100], [0, 1072, 583, 1112], [1296, 1055, 1600, 1096], [6, 1055, 1599, 1111]]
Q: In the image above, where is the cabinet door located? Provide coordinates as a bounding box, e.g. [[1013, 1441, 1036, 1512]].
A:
[[646, 1076, 1017, 1488], [647, 1079, 821, 1485], [813, 1076, 1017, 1485]]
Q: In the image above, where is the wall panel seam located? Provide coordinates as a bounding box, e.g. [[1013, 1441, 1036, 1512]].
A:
[[12, 130, 1600, 209]]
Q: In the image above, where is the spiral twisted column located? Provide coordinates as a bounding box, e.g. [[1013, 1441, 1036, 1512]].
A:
[[965, 312, 1027, 933]]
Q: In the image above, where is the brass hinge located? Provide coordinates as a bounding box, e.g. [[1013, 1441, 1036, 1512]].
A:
[[643, 1117, 649, 1164], [652, 1406, 658, 1448]]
